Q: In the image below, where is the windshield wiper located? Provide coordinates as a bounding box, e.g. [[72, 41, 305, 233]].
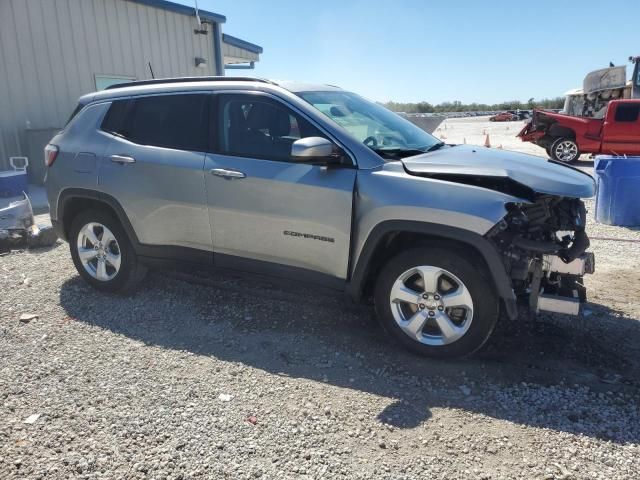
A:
[[370, 147, 427, 158], [425, 141, 445, 152]]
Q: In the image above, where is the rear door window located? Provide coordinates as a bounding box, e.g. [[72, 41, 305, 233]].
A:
[[102, 94, 210, 152]]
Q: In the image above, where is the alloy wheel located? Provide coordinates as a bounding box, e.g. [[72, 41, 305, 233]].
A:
[[389, 266, 474, 346], [554, 140, 578, 162], [76, 222, 121, 281]]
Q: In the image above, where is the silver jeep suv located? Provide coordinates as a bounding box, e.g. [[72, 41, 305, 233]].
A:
[[45, 77, 595, 358]]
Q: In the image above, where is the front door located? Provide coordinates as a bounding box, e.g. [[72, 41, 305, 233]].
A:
[[205, 93, 356, 280]]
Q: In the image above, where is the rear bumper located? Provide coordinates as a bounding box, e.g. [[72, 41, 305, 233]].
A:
[[517, 121, 545, 142]]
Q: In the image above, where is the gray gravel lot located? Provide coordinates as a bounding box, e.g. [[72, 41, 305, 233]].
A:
[[2, 123, 640, 479], [2, 236, 640, 479]]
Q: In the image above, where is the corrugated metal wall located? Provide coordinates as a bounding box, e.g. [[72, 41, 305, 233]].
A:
[[222, 43, 259, 64], [0, 0, 219, 172]]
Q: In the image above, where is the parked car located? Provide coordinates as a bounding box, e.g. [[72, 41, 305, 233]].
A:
[[45, 77, 595, 358], [518, 100, 640, 163], [508, 110, 531, 120], [489, 112, 518, 122]]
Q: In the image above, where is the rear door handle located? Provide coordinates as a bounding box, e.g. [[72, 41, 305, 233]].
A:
[[210, 168, 246, 179], [110, 154, 136, 165]]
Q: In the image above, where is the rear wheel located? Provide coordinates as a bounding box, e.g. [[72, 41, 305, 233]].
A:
[[550, 137, 580, 163], [374, 247, 499, 358], [69, 209, 147, 293]]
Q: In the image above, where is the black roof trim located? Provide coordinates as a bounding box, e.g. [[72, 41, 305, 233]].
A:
[[105, 76, 276, 90]]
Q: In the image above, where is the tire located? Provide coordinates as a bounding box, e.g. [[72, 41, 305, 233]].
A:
[[550, 137, 580, 163], [374, 247, 499, 358], [69, 209, 147, 293]]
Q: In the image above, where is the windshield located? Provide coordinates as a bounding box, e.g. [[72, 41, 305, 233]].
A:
[[298, 91, 442, 157]]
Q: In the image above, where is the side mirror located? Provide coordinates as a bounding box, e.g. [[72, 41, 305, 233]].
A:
[[291, 137, 342, 165]]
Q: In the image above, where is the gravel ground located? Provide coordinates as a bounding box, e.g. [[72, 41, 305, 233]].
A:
[[2, 121, 640, 479]]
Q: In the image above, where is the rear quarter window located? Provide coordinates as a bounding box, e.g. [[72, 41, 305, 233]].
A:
[[101, 100, 129, 136], [65, 103, 85, 127]]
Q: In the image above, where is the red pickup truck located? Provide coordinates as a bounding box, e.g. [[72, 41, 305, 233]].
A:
[[518, 99, 640, 163]]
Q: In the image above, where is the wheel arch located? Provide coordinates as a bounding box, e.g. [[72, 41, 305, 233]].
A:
[[346, 221, 517, 318], [548, 124, 576, 139], [57, 188, 139, 245]]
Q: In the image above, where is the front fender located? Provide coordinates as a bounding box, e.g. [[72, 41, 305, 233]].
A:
[[352, 164, 524, 263], [347, 165, 521, 318], [346, 220, 517, 317]]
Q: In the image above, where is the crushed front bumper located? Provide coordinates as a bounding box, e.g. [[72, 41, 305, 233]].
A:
[[534, 252, 595, 316]]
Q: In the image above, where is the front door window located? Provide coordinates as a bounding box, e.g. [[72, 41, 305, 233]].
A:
[[218, 96, 324, 161]]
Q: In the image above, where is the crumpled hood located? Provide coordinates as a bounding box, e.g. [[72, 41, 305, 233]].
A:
[[401, 145, 595, 198]]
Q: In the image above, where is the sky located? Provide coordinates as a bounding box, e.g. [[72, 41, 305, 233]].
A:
[[181, 0, 638, 105]]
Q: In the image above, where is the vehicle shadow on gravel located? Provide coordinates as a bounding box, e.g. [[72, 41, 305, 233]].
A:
[[59, 270, 640, 444]]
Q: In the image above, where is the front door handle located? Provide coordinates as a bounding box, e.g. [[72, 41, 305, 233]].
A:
[[111, 154, 136, 165], [210, 168, 246, 179]]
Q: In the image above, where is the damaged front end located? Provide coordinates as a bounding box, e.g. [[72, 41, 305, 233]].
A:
[[487, 195, 594, 316]]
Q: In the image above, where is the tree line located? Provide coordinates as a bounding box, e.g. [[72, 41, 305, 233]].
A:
[[382, 97, 565, 113]]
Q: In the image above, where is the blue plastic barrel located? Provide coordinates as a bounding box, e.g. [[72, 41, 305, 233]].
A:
[[594, 155, 640, 226]]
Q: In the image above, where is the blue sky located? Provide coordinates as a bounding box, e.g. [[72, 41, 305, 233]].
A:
[[185, 0, 638, 104]]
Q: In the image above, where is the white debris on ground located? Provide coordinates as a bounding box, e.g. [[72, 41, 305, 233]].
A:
[[1, 117, 639, 479]]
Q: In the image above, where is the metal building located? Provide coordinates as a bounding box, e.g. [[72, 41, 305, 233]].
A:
[[0, 0, 263, 181]]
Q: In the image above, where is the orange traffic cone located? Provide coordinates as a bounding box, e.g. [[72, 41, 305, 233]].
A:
[[484, 134, 491, 148]]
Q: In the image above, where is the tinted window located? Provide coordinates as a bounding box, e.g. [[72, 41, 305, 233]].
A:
[[614, 103, 640, 122], [218, 95, 324, 161], [101, 100, 129, 135], [105, 94, 210, 151]]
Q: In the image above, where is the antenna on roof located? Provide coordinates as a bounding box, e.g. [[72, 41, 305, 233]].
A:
[[194, 0, 201, 26], [193, 0, 208, 34]]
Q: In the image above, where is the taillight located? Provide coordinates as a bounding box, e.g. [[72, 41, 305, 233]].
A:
[[44, 144, 59, 167]]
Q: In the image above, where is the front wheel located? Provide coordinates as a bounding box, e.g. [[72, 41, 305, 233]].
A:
[[374, 248, 499, 358], [550, 137, 580, 163]]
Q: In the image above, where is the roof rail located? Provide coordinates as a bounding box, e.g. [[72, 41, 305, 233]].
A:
[[105, 76, 276, 90]]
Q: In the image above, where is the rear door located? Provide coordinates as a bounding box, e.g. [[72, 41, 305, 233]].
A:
[[601, 102, 640, 155], [99, 93, 213, 254], [204, 92, 356, 281]]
